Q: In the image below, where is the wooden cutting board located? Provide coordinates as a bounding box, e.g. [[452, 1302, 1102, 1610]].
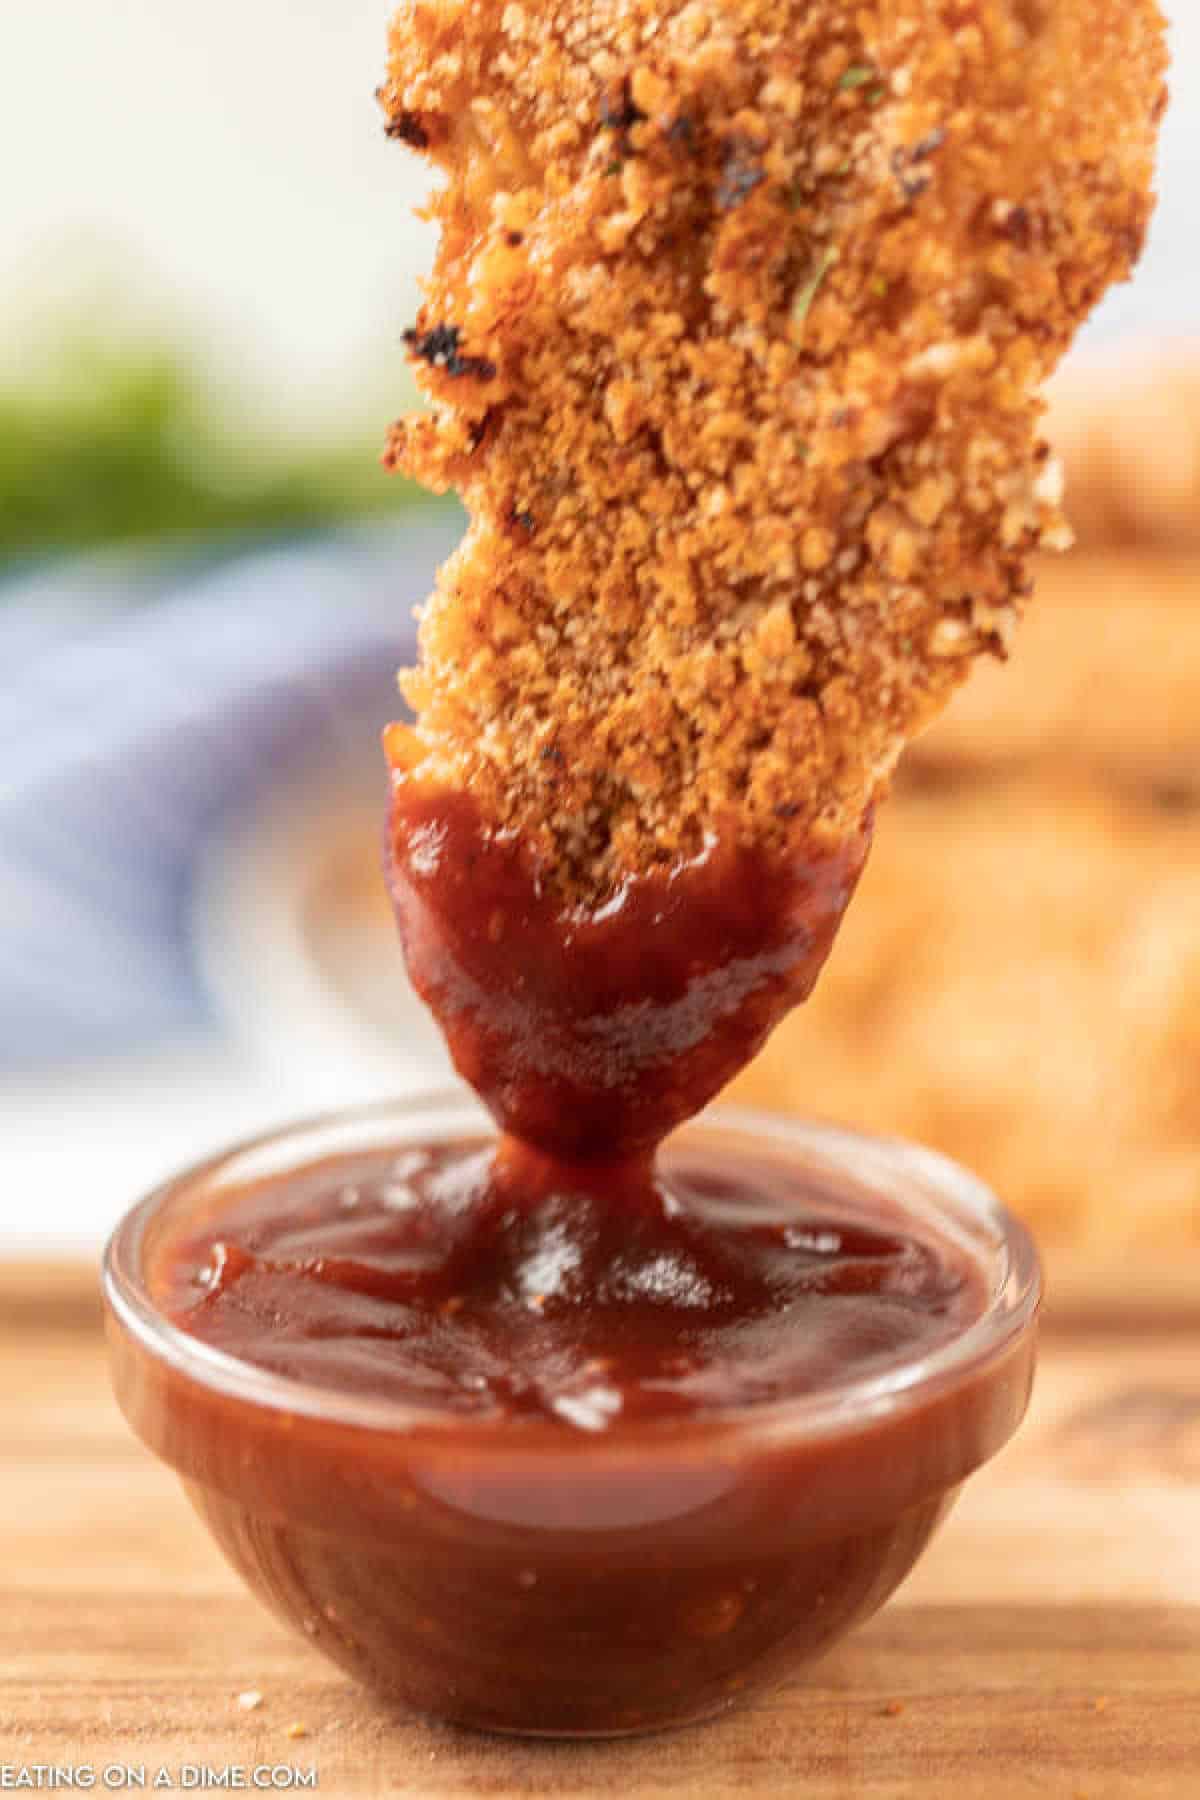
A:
[[2, 1263, 1198, 1798]]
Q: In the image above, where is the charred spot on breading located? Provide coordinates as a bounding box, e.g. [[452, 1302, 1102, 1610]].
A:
[[402, 324, 498, 383]]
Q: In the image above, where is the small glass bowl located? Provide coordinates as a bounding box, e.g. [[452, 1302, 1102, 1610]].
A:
[[103, 1091, 1040, 1738]]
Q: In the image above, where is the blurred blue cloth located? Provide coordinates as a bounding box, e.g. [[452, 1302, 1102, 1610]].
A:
[[0, 519, 459, 1067]]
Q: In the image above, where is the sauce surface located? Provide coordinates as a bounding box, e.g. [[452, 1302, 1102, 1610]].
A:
[[160, 1137, 984, 1427]]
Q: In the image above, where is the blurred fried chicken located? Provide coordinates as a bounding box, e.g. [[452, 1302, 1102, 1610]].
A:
[[732, 774, 1200, 1248], [380, 0, 1165, 896], [1046, 351, 1200, 553], [910, 549, 1200, 802]]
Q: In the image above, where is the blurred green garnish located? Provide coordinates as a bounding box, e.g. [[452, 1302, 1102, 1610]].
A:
[[0, 328, 432, 562]]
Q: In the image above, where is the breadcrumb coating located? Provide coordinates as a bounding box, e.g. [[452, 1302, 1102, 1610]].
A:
[[381, 0, 1165, 894]]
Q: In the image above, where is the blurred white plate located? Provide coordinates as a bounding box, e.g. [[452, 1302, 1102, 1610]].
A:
[[192, 753, 452, 1105], [0, 522, 461, 1255]]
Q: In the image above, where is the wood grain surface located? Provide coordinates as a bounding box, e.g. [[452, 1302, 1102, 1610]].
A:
[[2, 1264, 1198, 1798]]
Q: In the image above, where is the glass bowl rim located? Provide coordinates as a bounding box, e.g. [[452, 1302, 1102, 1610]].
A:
[[102, 1087, 1041, 1451]]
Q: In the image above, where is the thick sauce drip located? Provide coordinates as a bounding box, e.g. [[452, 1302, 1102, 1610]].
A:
[[385, 775, 872, 1160], [161, 1138, 982, 1425]]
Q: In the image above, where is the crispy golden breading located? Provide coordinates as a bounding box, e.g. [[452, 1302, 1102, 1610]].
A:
[[381, 0, 1165, 894], [732, 779, 1200, 1248]]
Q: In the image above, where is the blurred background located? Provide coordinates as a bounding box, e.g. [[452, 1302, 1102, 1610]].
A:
[[1, 1, 1197, 1257]]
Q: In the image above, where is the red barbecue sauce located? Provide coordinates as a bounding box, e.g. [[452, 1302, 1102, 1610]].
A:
[[157, 760, 991, 1425]]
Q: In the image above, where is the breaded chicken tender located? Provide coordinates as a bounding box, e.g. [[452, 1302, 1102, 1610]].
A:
[[380, 0, 1166, 896]]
